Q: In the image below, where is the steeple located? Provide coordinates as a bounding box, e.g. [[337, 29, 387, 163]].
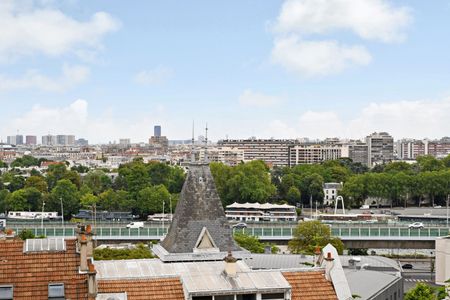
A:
[[191, 120, 195, 163], [154, 163, 245, 262]]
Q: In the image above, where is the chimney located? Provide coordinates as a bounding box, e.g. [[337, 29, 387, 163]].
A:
[[314, 246, 322, 267], [76, 224, 95, 272], [224, 251, 238, 278], [87, 259, 98, 297], [324, 252, 335, 281]]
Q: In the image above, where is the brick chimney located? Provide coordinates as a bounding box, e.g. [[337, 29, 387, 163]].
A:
[[324, 252, 335, 281], [76, 224, 95, 271], [87, 259, 98, 297], [224, 251, 238, 278]]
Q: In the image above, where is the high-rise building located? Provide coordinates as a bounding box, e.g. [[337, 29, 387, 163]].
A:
[[366, 132, 394, 166], [15, 135, 24, 145], [119, 139, 131, 146], [25, 135, 37, 145], [7, 136, 16, 145], [397, 138, 450, 159], [348, 142, 369, 166], [76, 138, 89, 146], [154, 125, 161, 137], [42, 135, 56, 146], [56, 135, 76, 146]]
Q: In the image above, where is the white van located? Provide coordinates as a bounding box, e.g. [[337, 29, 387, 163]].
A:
[[126, 221, 144, 229]]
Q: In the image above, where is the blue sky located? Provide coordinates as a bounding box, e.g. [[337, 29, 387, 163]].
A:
[[1, 0, 450, 143]]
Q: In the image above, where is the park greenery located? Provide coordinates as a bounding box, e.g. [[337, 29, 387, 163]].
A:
[[288, 220, 345, 255], [1, 154, 450, 219], [93, 243, 154, 260], [234, 232, 279, 253], [404, 282, 447, 300]]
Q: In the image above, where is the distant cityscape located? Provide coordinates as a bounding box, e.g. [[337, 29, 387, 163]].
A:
[[1, 125, 450, 169]]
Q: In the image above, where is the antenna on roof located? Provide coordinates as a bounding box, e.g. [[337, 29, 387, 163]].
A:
[[204, 123, 208, 162], [191, 120, 195, 163]]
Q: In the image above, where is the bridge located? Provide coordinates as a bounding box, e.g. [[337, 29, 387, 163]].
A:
[[9, 225, 449, 249]]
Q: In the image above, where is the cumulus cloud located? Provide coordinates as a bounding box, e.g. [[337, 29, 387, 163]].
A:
[[291, 98, 450, 139], [134, 66, 173, 85], [0, 64, 90, 92], [0, 1, 120, 62], [272, 36, 371, 77], [2, 99, 166, 143], [239, 89, 283, 107], [274, 0, 411, 43], [271, 0, 412, 77]]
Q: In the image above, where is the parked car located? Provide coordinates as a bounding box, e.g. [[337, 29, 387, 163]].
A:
[[126, 221, 144, 229], [408, 222, 424, 229], [402, 263, 413, 269], [232, 222, 247, 229]]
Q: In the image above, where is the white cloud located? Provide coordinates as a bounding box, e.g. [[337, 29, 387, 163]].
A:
[[292, 98, 450, 139], [0, 1, 120, 62], [274, 0, 411, 43], [2, 99, 167, 143], [0, 64, 90, 92], [271, 36, 371, 77], [134, 67, 173, 85], [239, 89, 282, 107], [271, 0, 411, 77]]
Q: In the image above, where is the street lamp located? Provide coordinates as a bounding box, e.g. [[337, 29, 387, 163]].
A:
[[41, 201, 45, 232], [60, 197, 64, 229]]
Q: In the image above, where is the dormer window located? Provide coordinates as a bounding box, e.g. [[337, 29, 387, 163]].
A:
[[48, 283, 65, 300], [0, 285, 13, 300]]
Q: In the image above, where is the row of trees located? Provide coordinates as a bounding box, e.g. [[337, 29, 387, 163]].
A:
[[0, 158, 185, 219]]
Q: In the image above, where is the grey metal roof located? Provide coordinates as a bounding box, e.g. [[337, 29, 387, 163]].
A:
[[95, 259, 290, 296], [244, 254, 315, 270], [344, 269, 401, 300], [340, 255, 401, 272], [160, 163, 241, 258]]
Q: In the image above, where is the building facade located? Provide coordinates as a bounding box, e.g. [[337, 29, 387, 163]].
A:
[[366, 132, 394, 166], [288, 144, 343, 166], [25, 135, 37, 145]]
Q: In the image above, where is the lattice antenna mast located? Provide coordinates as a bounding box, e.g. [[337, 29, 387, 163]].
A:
[[204, 123, 208, 162], [191, 121, 195, 163]]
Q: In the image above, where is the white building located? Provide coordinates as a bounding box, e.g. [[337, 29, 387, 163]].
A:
[[323, 182, 343, 206], [288, 144, 345, 166], [225, 202, 297, 222], [436, 236, 450, 285]]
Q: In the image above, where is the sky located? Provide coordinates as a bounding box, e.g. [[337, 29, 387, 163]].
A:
[[1, 0, 450, 143]]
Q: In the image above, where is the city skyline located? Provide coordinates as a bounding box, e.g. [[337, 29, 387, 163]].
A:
[[1, 1, 450, 143]]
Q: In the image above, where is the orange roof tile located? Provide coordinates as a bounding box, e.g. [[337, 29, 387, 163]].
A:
[[98, 278, 185, 300], [283, 271, 338, 300], [0, 238, 89, 300]]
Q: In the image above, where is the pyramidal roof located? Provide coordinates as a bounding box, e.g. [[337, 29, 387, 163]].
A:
[[153, 162, 245, 262]]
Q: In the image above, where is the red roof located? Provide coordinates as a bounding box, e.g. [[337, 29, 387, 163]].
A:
[[283, 271, 338, 300], [98, 278, 185, 300], [0, 238, 89, 299]]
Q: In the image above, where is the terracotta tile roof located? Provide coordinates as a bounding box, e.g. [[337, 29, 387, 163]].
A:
[[283, 271, 338, 300], [98, 278, 185, 300], [0, 238, 89, 300]]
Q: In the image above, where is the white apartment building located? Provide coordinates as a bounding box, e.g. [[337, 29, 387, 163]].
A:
[[218, 139, 297, 167], [225, 202, 297, 222], [288, 144, 345, 166], [198, 146, 244, 166]]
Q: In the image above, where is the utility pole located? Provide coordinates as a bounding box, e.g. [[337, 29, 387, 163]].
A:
[[41, 201, 45, 233], [60, 197, 64, 229]]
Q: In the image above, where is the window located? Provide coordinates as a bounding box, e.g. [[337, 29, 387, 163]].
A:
[[48, 283, 65, 300], [0, 285, 13, 300], [236, 295, 256, 300], [215, 296, 234, 300], [262, 293, 285, 300], [192, 297, 212, 300]]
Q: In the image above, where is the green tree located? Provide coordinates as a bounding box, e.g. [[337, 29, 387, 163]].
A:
[[25, 176, 48, 193], [442, 154, 450, 168], [80, 193, 99, 209], [286, 186, 301, 206], [8, 176, 25, 192], [136, 184, 170, 216], [0, 189, 11, 212], [404, 283, 440, 300], [6, 189, 28, 211], [234, 232, 278, 253], [94, 243, 154, 260], [18, 229, 36, 240], [417, 155, 444, 172], [48, 179, 80, 219], [83, 170, 112, 195], [10, 155, 40, 168], [0, 160, 7, 168], [288, 220, 344, 255], [384, 161, 412, 174]]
